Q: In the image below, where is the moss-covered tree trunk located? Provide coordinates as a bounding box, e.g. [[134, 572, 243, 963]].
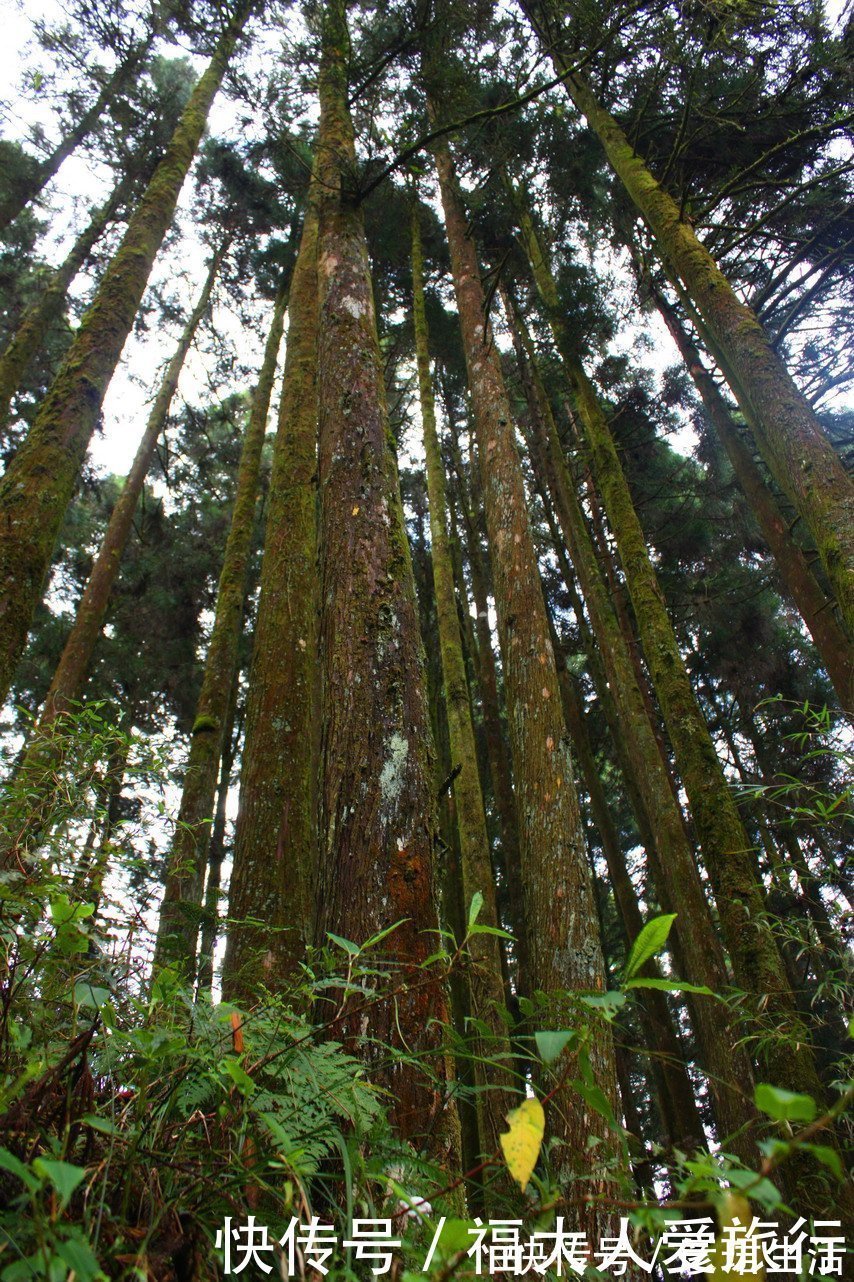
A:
[[311, 0, 460, 1174], [521, 13, 854, 633], [0, 0, 253, 707], [0, 184, 123, 429], [411, 199, 515, 1159], [563, 330, 829, 1116], [0, 248, 223, 872], [0, 34, 154, 233], [445, 417, 528, 992], [431, 127, 619, 1223], [548, 615, 705, 1153], [512, 213, 837, 1193], [652, 286, 853, 709], [221, 193, 320, 1003], [509, 294, 759, 1155], [45, 244, 225, 730], [154, 274, 287, 978], [197, 672, 240, 996]]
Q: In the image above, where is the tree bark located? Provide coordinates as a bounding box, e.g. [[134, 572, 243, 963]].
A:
[[411, 198, 516, 1160], [445, 418, 529, 994], [311, 0, 460, 1176], [651, 284, 853, 710], [430, 123, 620, 1224], [0, 183, 123, 430], [155, 271, 287, 978], [45, 243, 226, 730], [509, 208, 838, 1197], [222, 193, 320, 1002], [197, 673, 241, 996], [520, 11, 854, 635], [0, 0, 253, 707], [549, 615, 706, 1154], [0, 246, 224, 871], [508, 293, 759, 1156]]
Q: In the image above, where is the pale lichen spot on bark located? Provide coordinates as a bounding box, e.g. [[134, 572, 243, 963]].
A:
[[379, 732, 409, 810], [319, 251, 340, 278], [342, 296, 366, 320]]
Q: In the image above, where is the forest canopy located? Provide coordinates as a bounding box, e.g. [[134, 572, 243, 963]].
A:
[[0, 0, 851, 1277]]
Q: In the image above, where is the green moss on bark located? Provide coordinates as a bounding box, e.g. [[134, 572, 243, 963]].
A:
[[522, 3, 854, 637], [0, 1, 252, 707], [412, 200, 516, 1166], [309, 0, 461, 1184], [431, 124, 619, 1233], [506, 258, 759, 1154], [221, 192, 320, 1002], [155, 272, 288, 978]]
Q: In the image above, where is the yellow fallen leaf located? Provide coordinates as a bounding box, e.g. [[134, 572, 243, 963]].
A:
[[499, 1097, 545, 1191], [707, 1193, 764, 1282]]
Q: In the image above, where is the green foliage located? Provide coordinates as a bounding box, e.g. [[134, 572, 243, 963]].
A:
[[623, 911, 676, 981]]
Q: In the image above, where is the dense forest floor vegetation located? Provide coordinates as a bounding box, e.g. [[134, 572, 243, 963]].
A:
[[0, 0, 851, 1275]]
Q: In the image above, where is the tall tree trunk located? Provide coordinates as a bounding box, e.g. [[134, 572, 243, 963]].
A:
[[222, 192, 320, 1002], [549, 615, 705, 1153], [516, 21, 854, 633], [411, 198, 515, 1160], [650, 284, 853, 709], [0, 34, 155, 233], [508, 295, 759, 1156], [155, 272, 287, 978], [311, 0, 460, 1175], [0, 183, 123, 430], [557, 310, 829, 1115], [430, 123, 620, 1224], [0, 0, 253, 707], [197, 673, 241, 996], [416, 531, 485, 1200], [0, 247, 223, 870], [45, 243, 225, 731], [445, 418, 528, 993], [510, 224, 839, 1196]]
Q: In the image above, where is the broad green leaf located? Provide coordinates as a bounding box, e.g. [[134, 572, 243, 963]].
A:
[[805, 1143, 844, 1181], [754, 1083, 816, 1124], [469, 923, 514, 939], [467, 891, 484, 930], [74, 983, 112, 1009], [581, 991, 626, 1018], [726, 1167, 782, 1211], [624, 913, 677, 981], [362, 919, 407, 950], [428, 1219, 480, 1257], [534, 1030, 576, 1064], [56, 1233, 105, 1281], [327, 932, 360, 956], [221, 1057, 255, 1097], [625, 977, 716, 996], [80, 1114, 118, 1136], [32, 1158, 86, 1206], [49, 895, 94, 925], [0, 1146, 39, 1193], [573, 1080, 619, 1131], [499, 1097, 545, 1191]]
